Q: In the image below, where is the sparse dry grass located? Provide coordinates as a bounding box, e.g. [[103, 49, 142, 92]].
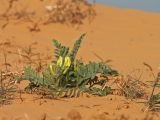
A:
[[0, 0, 96, 30], [44, 0, 96, 25]]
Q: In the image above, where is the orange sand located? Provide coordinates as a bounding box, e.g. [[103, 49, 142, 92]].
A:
[[0, 0, 160, 119]]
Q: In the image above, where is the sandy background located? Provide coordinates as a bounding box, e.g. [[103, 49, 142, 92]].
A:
[[0, 0, 160, 119]]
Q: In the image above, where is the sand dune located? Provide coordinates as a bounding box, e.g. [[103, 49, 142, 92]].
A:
[[1, 3, 160, 73], [0, 1, 160, 119]]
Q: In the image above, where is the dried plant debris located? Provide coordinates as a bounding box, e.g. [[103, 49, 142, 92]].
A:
[[0, 0, 35, 20], [114, 75, 147, 99], [0, 40, 50, 105], [8, 42, 51, 72], [0, 0, 96, 29], [148, 73, 160, 111], [0, 40, 17, 71], [0, 71, 16, 106], [44, 0, 96, 25], [0, 0, 18, 29], [142, 63, 160, 111]]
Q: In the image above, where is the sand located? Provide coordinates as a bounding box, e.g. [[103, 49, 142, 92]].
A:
[[0, 0, 160, 119]]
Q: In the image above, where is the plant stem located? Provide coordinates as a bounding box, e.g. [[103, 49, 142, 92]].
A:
[[149, 72, 160, 102]]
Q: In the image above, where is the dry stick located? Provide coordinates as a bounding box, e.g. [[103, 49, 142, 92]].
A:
[[0, 71, 5, 106], [18, 88, 23, 103], [143, 62, 160, 107], [27, 18, 42, 32], [1, 16, 9, 29], [0, 71, 3, 91], [3, 52, 9, 72], [0, 71, 3, 105], [143, 62, 156, 79], [149, 72, 160, 102], [92, 51, 103, 61], [36, 53, 43, 72], [92, 51, 112, 64], [143, 62, 157, 99], [1, 0, 18, 29]]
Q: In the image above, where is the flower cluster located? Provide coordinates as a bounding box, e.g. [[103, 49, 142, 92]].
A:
[[50, 56, 71, 76]]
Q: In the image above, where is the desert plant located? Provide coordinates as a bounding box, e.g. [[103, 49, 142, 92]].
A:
[[17, 34, 118, 98], [44, 0, 96, 25], [147, 72, 160, 111]]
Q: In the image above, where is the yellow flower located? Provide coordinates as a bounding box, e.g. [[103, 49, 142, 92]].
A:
[[56, 56, 63, 67], [64, 56, 71, 67], [49, 64, 55, 76], [63, 56, 71, 74]]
